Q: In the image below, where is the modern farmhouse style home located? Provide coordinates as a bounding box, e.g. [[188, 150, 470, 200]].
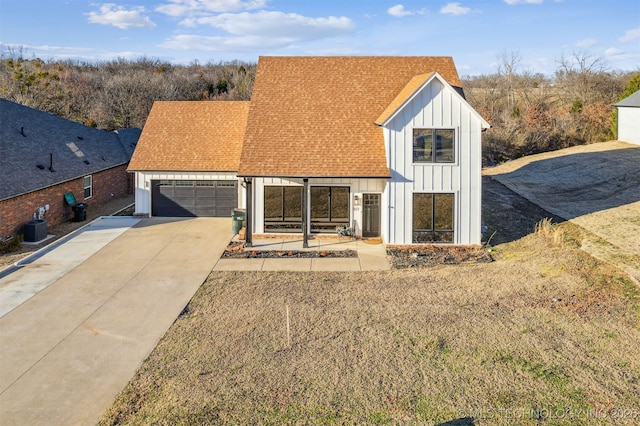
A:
[[128, 56, 490, 245]]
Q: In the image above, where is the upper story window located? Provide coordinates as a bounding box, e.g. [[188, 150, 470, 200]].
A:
[[83, 175, 92, 199], [413, 129, 455, 163]]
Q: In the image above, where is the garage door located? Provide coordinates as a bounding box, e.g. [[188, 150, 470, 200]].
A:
[[151, 180, 237, 217]]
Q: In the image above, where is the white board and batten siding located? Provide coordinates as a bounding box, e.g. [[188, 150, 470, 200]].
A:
[[252, 177, 386, 235], [382, 76, 487, 245], [133, 171, 242, 215]]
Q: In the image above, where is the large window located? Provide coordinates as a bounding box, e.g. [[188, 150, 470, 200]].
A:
[[83, 175, 92, 199], [264, 186, 302, 232], [413, 193, 454, 243], [310, 186, 350, 232], [413, 129, 455, 163]]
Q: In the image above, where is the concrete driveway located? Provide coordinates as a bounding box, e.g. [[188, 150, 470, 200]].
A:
[[0, 217, 231, 425], [485, 141, 640, 283]]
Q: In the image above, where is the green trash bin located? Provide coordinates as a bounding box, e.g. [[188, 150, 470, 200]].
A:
[[231, 208, 246, 235]]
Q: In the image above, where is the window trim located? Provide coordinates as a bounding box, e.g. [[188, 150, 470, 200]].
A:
[[412, 192, 455, 243], [412, 128, 456, 164], [310, 185, 350, 233], [263, 185, 303, 233], [83, 175, 92, 200]]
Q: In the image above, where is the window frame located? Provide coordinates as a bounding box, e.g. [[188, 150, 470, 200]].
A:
[[412, 128, 456, 164], [310, 186, 350, 233], [412, 192, 455, 243], [83, 175, 92, 200], [263, 185, 303, 232]]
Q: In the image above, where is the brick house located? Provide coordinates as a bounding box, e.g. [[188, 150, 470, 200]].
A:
[[0, 99, 140, 240], [129, 56, 489, 245]]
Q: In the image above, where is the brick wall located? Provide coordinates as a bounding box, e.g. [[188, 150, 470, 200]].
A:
[[0, 164, 132, 239]]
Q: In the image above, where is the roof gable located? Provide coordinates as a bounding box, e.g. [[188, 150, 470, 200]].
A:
[[238, 56, 463, 177], [128, 101, 250, 172], [375, 72, 491, 128], [375, 73, 435, 126], [0, 99, 138, 201], [615, 90, 640, 108]]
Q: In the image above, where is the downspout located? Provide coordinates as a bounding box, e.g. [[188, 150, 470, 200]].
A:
[[302, 178, 309, 248], [245, 178, 253, 247]]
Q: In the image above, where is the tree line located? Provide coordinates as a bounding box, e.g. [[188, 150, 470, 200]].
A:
[[463, 50, 639, 165], [1, 48, 638, 165], [0, 48, 255, 130]]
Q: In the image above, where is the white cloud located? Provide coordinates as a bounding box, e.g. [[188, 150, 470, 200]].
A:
[[87, 3, 156, 29], [618, 28, 640, 43], [387, 4, 427, 17], [504, 0, 543, 4], [388, 4, 414, 17], [605, 47, 624, 56], [575, 38, 598, 48], [159, 34, 289, 51], [440, 3, 471, 15], [160, 11, 354, 52], [186, 11, 354, 39], [156, 0, 267, 17]]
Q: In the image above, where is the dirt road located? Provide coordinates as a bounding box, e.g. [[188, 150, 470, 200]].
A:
[[485, 141, 640, 283]]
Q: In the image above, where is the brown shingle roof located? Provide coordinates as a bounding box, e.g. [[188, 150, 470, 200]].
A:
[[128, 101, 249, 171], [375, 72, 435, 126], [238, 56, 462, 177]]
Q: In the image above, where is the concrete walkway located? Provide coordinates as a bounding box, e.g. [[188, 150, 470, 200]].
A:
[[0, 217, 141, 317], [214, 237, 390, 272], [0, 217, 231, 426]]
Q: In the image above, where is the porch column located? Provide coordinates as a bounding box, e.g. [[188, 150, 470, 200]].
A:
[[245, 177, 253, 247], [302, 178, 309, 248]]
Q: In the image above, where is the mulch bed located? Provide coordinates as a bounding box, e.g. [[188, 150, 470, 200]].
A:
[[387, 245, 493, 268], [222, 241, 357, 259]]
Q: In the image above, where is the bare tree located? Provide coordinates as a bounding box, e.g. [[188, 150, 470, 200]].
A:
[[555, 50, 610, 103], [496, 49, 522, 108]]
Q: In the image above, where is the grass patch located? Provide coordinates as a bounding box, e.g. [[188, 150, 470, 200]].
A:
[[100, 227, 640, 425], [0, 234, 23, 254]]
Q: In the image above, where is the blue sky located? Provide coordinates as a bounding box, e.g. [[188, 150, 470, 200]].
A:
[[0, 0, 638, 76]]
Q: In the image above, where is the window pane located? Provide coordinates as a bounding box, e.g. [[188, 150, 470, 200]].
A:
[[83, 175, 91, 187], [413, 193, 433, 231], [413, 129, 433, 162], [311, 187, 329, 221], [264, 186, 283, 221], [330, 187, 349, 221], [435, 130, 455, 163], [283, 186, 302, 220], [434, 194, 454, 230]]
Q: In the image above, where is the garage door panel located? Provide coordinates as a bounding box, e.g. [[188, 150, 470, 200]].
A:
[[152, 180, 237, 217]]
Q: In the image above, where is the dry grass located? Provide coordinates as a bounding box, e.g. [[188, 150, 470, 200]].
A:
[[100, 221, 640, 425]]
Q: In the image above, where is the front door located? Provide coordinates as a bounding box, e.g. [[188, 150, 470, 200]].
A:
[[362, 194, 381, 237]]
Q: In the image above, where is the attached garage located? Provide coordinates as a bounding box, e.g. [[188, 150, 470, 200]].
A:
[[151, 180, 237, 217]]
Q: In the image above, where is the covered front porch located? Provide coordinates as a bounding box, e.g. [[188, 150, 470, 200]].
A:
[[241, 176, 387, 248]]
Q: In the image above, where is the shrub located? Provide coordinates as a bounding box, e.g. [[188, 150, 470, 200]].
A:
[[0, 234, 23, 254]]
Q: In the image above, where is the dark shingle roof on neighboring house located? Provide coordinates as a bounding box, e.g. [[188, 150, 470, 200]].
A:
[[0, 98, 139, 201], [614, 90, 640, 108]]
